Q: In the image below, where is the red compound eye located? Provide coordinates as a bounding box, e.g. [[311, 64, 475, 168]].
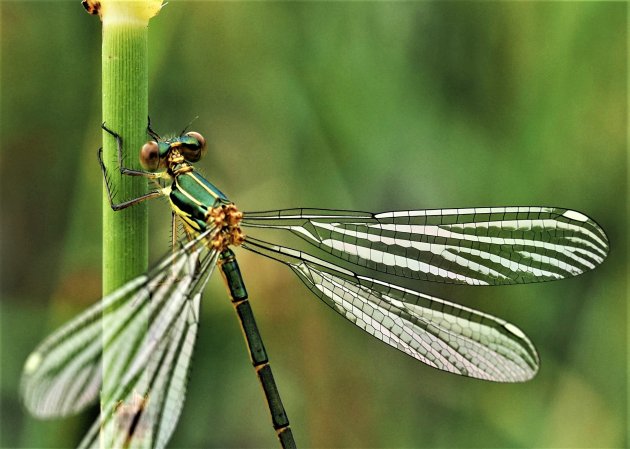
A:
[[182, 132, 207, 162], [140, 141, 160, 171]]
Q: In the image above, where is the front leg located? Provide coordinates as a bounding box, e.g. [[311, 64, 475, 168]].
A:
[[101, 123, 162, 178], [98, 123, 165, 211]]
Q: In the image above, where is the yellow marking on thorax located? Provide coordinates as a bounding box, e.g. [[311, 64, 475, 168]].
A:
[[189, 172, 221, 200], [174, 173, 206, 208], [169, 200, 203, 233]]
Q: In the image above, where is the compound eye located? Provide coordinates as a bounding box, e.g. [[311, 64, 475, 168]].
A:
[[185, 131, 206, 150], [140, 141, 160, 171], [184, 131, 207, 162]]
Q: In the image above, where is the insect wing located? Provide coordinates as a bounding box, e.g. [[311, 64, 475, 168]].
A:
[[21, 230, 217, 449], [244, 238, 538, 382], [242, 207, 609, 285], [20, 273, 150, 418]]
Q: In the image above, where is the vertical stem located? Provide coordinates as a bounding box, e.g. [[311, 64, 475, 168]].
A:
[[101, 22, 149, 295], [100, 16, 149, 446], [84, 2, 158, 447]]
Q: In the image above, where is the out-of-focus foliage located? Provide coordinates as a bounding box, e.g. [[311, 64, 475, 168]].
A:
[[1, 2, 626, 448]]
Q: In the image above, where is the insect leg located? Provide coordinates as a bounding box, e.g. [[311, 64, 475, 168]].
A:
[[97, 124, 164, 211]]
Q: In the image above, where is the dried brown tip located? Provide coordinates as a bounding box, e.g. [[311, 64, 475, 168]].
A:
[[81, 0, 101, 16]]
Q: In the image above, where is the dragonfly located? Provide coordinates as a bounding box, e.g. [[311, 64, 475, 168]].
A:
[[21, 123, 610, 449]]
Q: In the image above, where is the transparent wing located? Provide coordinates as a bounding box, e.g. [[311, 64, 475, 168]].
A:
[[21, 228, 218, 449], [243, 237, 539, 382], [242, 207, 609, 286]]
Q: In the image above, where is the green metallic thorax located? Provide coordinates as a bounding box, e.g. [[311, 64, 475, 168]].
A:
[[168, 165, 230, 233]]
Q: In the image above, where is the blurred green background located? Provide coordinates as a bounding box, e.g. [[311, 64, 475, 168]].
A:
[[1, 2, 627, 448]]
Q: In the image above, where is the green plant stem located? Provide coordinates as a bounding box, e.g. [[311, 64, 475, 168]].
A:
[[101, 18, 149, 429], [102, 23, 149, 295]]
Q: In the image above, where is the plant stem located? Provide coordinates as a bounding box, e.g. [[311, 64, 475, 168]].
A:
[[101, 20, 149, 298], [90, 2, 161, 443], [101, 19, 150, 429]]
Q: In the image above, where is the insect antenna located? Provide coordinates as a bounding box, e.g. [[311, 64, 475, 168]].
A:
[[179, 116, 199, 135], [147, 116, 161, 141]]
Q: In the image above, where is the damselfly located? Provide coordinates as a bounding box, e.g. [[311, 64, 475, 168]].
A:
[[21, 124, 610, 449]]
